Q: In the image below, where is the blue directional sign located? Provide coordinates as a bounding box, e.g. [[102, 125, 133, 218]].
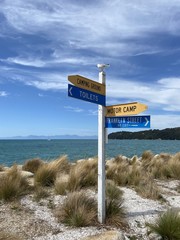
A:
[[68, 84, 106, 106], [105, 115, 150, 128]]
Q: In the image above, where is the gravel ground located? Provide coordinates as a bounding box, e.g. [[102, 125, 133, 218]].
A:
[[0, 180, 180, 240]]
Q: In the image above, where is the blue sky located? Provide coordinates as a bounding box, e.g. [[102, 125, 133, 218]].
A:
[[0, 0, 180, 137]]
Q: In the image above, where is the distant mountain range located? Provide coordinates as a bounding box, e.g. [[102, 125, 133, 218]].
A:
[[108, 127, 180, 140], [0, 135, 97, 140]]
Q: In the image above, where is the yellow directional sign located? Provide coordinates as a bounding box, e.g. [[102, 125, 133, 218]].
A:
[[106, 102, 148, 117], [68, 75, 105, 95]]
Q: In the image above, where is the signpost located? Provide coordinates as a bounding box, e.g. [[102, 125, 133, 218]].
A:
[[106, 102, 148, 117], [105, 115, 150, 128], [68, 75, 105, 95], [68, 84, 106, 106], [67, 66, 150, 225]]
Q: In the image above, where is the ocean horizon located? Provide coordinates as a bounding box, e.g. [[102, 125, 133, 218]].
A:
[[0, 139, 180, 167]]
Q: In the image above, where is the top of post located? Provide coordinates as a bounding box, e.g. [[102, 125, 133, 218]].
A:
[[97, 64, 110, 72]]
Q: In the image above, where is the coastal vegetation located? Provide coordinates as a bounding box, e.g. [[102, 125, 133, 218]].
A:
[[147, 208, 180, 239], [0, 151, 180, 239], [56, 191, 97, 227], [108, 127, 180, 140], [0, 165, 31, 201]]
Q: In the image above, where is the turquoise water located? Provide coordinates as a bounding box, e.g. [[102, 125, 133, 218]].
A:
[[0, 139, 180, 166]]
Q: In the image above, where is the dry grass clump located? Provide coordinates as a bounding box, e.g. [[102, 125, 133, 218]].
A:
[[56, 191, 97, 227], [135, 177, 163, 200], [68, 158, 98, 191], [0, 231, 23, 240], [33, 186, 50, 201], [105, 180, 127, 227], [106, 159, 142, 187], [51, 155, 70, 174], [0, 164, 4, 171], [168, 154, 180, 180], [34, 155, 69, 187], [55, 175, 69, 195], [0, 165, 31, 201], [22, 158, 44, 173], [106, 159, 129, 186], [147, 208, 180, 239]]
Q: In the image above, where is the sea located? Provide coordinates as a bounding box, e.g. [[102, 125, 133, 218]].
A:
[[0, 139, 180, 167]]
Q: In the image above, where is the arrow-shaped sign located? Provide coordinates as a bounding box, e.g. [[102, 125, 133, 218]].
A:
[[106, 102, 148, 117], [68, 75, 105, 96], [68, 84, 106, 106], [105, 115, 151, 128]]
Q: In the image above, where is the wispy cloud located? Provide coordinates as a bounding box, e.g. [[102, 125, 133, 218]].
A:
[[107, 77, 180, 112], [88, 109, 98, 116], [64, 106, 84, 113], [1, 0, 180, 55]]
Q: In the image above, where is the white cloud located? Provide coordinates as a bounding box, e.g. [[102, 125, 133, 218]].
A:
[[0, 91, 8, 97], [107, 77, 180, 112], [152, 114, 180, 129], [26, 80, 66, 91], [88, 109, 98, 116], [1, 0, 180, 55], [64, 106, 84, 113], [4, 57, 46, 67]]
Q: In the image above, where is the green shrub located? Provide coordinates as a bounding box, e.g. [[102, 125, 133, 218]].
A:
[[56, 191, 97, 227], [22, 158, 44, 173], [147, 209, 180, 239], [0, 165, 30, 201]]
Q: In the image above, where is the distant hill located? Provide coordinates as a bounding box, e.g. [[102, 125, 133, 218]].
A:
[[108, 127, 180, 140], [0, 135, 97, 140]]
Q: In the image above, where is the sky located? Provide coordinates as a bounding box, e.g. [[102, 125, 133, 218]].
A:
[[0, 0, 180, 138]]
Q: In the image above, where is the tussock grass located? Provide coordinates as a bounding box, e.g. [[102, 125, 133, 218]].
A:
[[168, 157, 180, 180], [106, 180, 123, 201], [33, 186, 50, 201], [0, 165, 31, 201], [68, 158, 98, 191], [106, 160, 129, 186], [105, 180, 127, 227], [55, 175, 69, 195], [34, 155, 69, 187], [22, 158, 44, 173], [147, 208, 180, 240], [106, 160, 142, 187], [135, 177, 163, 200], [56, 191, 97, 227], [34, 164, 56, 187], [0, 164, 4, 171]]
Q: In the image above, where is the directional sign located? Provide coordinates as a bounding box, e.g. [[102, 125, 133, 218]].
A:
[[68, 84, 106, 106], [106, 102, 148, 117], [68, 75, 105, 95], [105, 115, 150, 128]]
